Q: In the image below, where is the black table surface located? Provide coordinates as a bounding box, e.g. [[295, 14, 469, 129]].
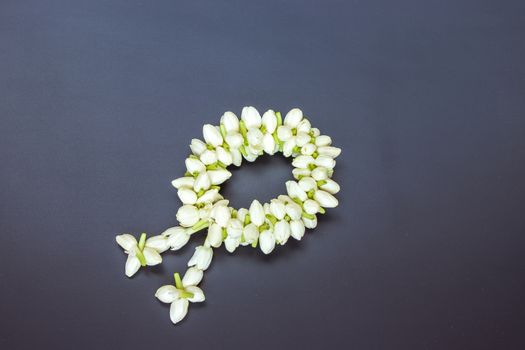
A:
[[1, 1, 524, 349]]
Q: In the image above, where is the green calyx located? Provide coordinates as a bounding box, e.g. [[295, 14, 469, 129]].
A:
[[265, 214, 277, 225], [291, 197, 303, 206], [244, 214, 251, 225], [316, 180, 327, 187], [239, 145, 248, 157]]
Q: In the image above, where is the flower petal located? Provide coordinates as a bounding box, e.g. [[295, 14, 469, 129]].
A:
[[259, 230, 275, 254], [145, 235, 170, 253], [249, 200, 265, 226], [182, 267, 204, 287], [116, 234, 137, 251], [155, 285, 180, 303], [170, 298, 189, 324], [125, 254, 141, 277], [143, 247, 162, 266], [185, 286, 205, 303]]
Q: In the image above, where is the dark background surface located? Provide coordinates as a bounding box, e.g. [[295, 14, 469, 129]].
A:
[[1, 0, 524, 349]]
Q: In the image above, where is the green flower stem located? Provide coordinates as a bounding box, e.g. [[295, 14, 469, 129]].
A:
[[244, 214, 251, 225], [188, 220, 210, 234], [174, 273, 183, 289], [251, 238, 258, 248], [316, 180, 327, 187], [135, 249, 147, 266], [180, 290, 195, 299], [302, 212, 315, 220], [319, 207, 326, 214], [138, 233, 147, 251], [276, 111, 282, 126], [239, 120, 248, 139]]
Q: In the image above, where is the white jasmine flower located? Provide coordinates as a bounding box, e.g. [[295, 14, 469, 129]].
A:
[[247, 128, 264, 148], [200, 149, 218, 165], [298, 177, 317, 192], [196, 188, 221, 204], [203, 124, 223, 147], [224, 236, 241, 253], [161, 226, 186, 236], [292, 168, 311, 179], [262, 133, 276, 155], [259, 229, 276, 254], [285, 201, 303, 220], [314, 190, 339, 208], [295, 132, 311, 147], [212, 204, 231, 227], [188, 245, 213, 270], [319, 178, 340, 194], [177, 188, 197, 205], [261, 109, 277, 133], [284, 108, 303, 128], [216, 146, 233, 165], [243, 223, 259, 244], [282, 138, 296, 157], [303, 199, 321, 215], [207, 223, 223, 248], [207, 169, 232, 185], [226, 218, 243, 239], [292, 155, 314, 169], [171, 176, 194, 189], [290, 220, 305, 240], [302, 214, 318, 229], [185, 158, 206, 174], [315, 155, 336, 169], [176, 205, 200, 227], [221, 111, 239, 132], [231, 148, 242, 166], [286, 181, 308, 201], [249, 200, 265, 226], [277, 125, 293, 142], [311, 127, 321, 137], [190, 139, 207, 156], [236, 208, 249, 223], [317, 146, 341, 158], [274, 220, 291, 244], [301, 143, 316, 156], [296, 119, 312, 134], [167, 227, 191, 250], [311, 167, 329, 181], [156, 269, 205, 325], [225, 133, 244, 149], [116, 233, 164, 277], [270, 199, 286, 220], [315, 135, 332, 147], [193, 171, 211, 192], [241, 106, 262, 128]]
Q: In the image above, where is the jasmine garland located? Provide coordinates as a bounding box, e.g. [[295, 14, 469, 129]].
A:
[[116, 107, 341, 324]]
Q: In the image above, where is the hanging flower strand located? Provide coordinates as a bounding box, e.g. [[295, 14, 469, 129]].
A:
[[115, 107, 341, 324]]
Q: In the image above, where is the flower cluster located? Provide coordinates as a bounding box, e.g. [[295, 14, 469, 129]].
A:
[[116, 107, 340, 324]]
